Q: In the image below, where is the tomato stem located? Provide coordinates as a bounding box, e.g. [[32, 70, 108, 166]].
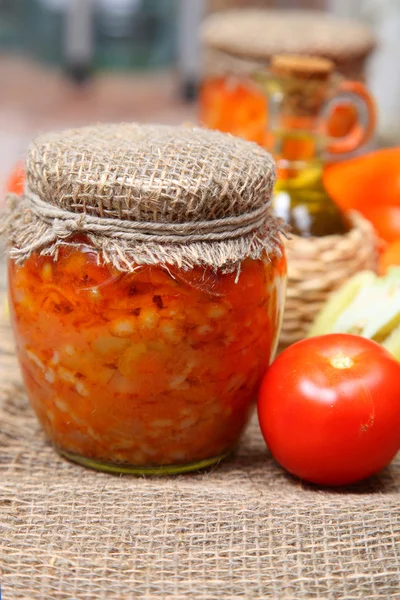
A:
[[330, 354, 354, 369]]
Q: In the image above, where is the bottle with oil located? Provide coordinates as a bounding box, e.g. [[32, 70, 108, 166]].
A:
[[258, 54, 376, 237]]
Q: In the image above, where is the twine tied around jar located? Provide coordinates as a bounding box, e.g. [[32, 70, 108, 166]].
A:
[[3, 123, 286, 272]]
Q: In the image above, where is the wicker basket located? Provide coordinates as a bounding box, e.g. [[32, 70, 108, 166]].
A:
[[279, 211, 378, 350]]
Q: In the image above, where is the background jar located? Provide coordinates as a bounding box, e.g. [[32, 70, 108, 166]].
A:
[[5, 124, 286, 475], [200, 9, 376, 145]]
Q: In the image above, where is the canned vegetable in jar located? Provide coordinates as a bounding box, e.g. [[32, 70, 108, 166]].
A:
[[5, 124, 286, 474]]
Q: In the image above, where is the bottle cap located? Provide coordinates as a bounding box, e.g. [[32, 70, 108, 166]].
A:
[[270, 55, 334, 80]]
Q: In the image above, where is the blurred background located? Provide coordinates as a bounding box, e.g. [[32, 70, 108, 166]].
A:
[[0, 0, 399, 185]]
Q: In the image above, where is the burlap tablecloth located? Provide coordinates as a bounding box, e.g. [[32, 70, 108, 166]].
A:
[[1, 289, 400, 599]]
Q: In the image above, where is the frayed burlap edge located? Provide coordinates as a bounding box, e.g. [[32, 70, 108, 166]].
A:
[[3, 193, 287, 273]]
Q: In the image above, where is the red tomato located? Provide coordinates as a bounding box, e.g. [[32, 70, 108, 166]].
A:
[[258, 334, 400, 486]]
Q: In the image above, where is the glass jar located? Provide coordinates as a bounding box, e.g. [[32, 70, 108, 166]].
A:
[[9, 243, 285, 474], [200, 74, 268, 146], [200, 9, 376, 145], [6, 124, 286, 475], [199, 70, 372, 148]]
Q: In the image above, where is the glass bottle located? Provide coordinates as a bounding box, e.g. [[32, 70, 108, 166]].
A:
[[259, 55, 376, 237]]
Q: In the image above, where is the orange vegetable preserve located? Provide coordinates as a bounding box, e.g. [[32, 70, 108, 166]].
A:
[[9, 239, 285, 473], [200, 76, 268, 146], [6, 123, 285, 474], [199, 74, 364, 146]]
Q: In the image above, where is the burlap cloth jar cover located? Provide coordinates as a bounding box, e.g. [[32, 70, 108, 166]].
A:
[[201, 9, 376, 81], [7, 123, 282, 271]]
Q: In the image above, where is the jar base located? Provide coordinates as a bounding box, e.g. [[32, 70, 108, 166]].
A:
[[57, 448, 232, 475]]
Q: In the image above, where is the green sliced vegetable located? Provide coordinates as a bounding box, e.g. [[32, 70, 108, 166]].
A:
[[308, 271, 376, 338], [308, 267, 400, 361], [382, 324, 400, 361]]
